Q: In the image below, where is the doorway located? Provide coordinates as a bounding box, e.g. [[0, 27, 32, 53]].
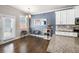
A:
[[2, 15, 15, 40]]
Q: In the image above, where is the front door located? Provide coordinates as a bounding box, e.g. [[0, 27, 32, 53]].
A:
[[2, 16, 15, 40]]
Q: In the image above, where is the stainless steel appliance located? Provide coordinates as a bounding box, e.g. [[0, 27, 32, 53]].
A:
[[73, 26, 79, 37], [75, 18, 79, 25]]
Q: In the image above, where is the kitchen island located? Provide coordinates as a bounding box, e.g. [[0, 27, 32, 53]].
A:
[[47, 35, 79, 53]]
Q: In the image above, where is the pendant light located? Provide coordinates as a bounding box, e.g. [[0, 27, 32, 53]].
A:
[[26, 8, 31, 19]]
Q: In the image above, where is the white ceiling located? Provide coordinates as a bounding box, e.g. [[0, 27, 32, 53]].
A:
[[10, 5, 74, 15]]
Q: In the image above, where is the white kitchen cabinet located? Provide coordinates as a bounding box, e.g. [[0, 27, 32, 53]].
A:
[[66, 9, 75, 25], [55, 10, 67, 25], [55, 31, 65, 36], [60, 10, 67, 24], [55, 11, 61, 25], [55, 31, 78, 37], [55, 9, 75, 25], [75, 6, 79, 17]]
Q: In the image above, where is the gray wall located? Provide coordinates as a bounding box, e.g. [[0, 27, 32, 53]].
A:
[[31, 12, 56, 34], [0, 5, 27, 37]]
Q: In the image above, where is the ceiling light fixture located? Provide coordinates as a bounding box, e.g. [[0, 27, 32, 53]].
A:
[[26, 8, 31, 19]]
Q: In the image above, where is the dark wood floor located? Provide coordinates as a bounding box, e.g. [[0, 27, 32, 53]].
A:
[[0, 36, 50, 53]]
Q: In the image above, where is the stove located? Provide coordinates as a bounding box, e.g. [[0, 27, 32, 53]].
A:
[[74, 27, 79, 37]]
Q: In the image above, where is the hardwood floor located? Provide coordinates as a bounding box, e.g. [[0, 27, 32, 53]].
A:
[[0, 36, 50, 53]]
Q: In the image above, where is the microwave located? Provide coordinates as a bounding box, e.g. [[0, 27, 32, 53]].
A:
[[75, 18, 79, 25]]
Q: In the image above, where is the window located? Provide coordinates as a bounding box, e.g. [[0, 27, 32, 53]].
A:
[[19, 16, 28, 30]]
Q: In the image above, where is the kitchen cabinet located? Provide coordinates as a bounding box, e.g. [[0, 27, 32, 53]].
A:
[[75, 6, 79, 17], [56, 11, 61, 25], [55, 31, 65, 36], [66, 9, 75, 25], [60, 10, 67, 24], [55, 31, 78, 37], [55, 9, 75, 25]]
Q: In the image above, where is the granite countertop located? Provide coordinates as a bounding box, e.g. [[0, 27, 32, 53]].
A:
[[54, 34, 79, 38]]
